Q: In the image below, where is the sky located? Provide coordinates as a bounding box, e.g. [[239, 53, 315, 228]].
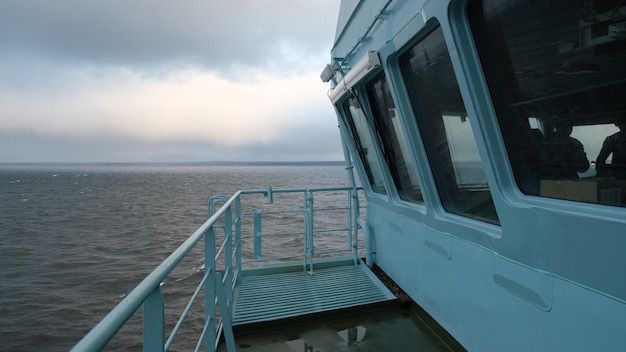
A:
[[0, 0, 343, 163]]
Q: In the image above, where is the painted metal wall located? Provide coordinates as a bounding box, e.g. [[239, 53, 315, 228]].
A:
[[327, 0, 626, 350]]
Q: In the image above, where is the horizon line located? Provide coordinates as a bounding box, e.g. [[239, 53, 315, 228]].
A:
[[0, 160, 346, 166]]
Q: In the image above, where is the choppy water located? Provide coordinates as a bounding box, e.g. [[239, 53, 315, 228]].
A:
[[0, 163, 349, 351]]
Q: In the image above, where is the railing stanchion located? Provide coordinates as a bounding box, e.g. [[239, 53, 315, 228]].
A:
[[225, 206, 233, 276], [224, 205, 234, 310], [348, 189, 354, 264], [254, 210, 262, 260], [306, 190, 315, 274], [352, 188, 359, 265], [205, 225, 216, 352], [143, 287, 164, 352], [302, 191, 308, 271], [215, 273, 236, 351], [235, 197, 242, 275]]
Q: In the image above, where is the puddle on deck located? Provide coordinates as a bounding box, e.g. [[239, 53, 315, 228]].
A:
[[218, 304, 457, 352]]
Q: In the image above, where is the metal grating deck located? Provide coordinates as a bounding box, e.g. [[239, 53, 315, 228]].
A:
[[232, 263, 396, 326]]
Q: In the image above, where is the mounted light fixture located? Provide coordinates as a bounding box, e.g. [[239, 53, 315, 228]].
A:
[[320, 63, 339, 83]]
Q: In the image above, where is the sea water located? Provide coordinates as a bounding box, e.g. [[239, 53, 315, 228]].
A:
[[0, 163, 349, 351]]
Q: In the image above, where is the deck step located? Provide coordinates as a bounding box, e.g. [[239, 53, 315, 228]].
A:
[[232, 263, 396, 325]]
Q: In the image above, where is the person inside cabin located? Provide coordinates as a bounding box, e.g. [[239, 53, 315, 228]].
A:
[[596, 119, 626, 179], [546, 124, 589, 179]]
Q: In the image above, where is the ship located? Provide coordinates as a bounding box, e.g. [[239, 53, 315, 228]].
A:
[[73, 0, 626, 351]]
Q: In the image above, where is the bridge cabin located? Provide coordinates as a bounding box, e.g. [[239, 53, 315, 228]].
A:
[[322, 1, 626, 350]]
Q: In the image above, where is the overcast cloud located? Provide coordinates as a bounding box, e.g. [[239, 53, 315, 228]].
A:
[[0, 0, 342, 162]]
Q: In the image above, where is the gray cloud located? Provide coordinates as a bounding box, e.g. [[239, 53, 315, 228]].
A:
[[0, 1, 339, 73], [0, 1, 343, 162]]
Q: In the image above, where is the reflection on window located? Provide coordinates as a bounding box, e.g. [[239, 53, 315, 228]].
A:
[[400, 24, 499, 224], [366, 73, 423, 203], [469, 0, 626, 207], [342, 96, 387, 194], [443, 115, 489, 188]]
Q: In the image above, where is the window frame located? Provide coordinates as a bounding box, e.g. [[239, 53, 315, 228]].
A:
[[398, 21, 500, 224], [339, 92, 388, 195], [365, 72, 425, 204]]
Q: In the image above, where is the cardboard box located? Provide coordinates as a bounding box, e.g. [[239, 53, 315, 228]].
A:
[[540, 179, 626, 204], [540, 180, 599, 202]]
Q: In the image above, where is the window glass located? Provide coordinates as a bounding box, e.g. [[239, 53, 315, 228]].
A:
[[443, 115, 489, 187], [366, 73, 424, 203], [342, 96, 387, 194], [469, 0, 626, 207], [400, 24, 499, 224]]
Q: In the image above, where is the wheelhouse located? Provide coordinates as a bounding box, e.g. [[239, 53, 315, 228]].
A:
[[324, 1, 626, 351]]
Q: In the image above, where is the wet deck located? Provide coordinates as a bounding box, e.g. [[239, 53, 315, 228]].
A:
[[232, 261, 396, 326], [221, 303, 459, 352], [219, 260, 465, 351]]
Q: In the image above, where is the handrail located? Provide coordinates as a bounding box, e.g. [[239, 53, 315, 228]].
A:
[[71, 191, 241, 352], [71, 186, 364, 352]]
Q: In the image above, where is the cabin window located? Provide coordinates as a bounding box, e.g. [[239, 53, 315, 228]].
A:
[[469, 0, 626, 207], [366, 73, 424, 203], [400, 25, 499, 224], [342, 96, 387, 194]]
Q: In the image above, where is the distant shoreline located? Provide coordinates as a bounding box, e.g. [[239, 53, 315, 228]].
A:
[[0, 161, 345, 167]]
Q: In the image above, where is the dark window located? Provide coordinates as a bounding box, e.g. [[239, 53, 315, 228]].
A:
[[366, 73, 424, 203], [400, 24, 499, 224], [469, 0, 626, 207], [342, 96, 387, 194]]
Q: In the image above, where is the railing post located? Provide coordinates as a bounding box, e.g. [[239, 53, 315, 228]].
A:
[[224, 206, 233, 307], [215, 272, 236, 351], [235, 197, 242, 274], [265, 186, 273, 203], [305, 190, 315, 274], [358, 218, 373, 267], [351, 188, 360, 265], [253, 210, 262, 260], [143, 287, 164, 352], [224, 206, 233, 271], [348, 189, 353, 256], [302, 191, 308, 271], [205, 226, 216, 351]]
